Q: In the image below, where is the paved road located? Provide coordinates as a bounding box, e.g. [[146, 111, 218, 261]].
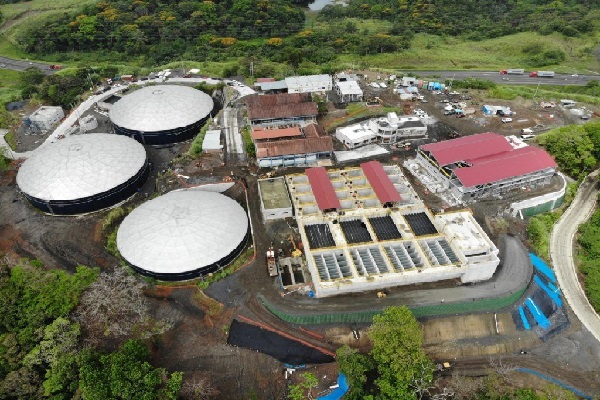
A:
[[0, 56, 55, 75], [550, 171, 600, 344], [402, 70, 599, 86]]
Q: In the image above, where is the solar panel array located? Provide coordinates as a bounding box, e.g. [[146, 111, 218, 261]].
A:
[[369, 216, 402, 241], [404, 212, 438, 236], [305, 224, 336, 249], [340, 220, 373, 244]]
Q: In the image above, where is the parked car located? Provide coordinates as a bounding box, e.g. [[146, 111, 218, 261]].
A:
[[521, 134, 535, 140], [501, 118, 513, 123]]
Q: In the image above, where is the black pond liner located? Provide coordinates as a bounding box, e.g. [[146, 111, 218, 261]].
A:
[[227, 320, 334, 364]]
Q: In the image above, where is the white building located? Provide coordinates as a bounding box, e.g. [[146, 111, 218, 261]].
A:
[[286, 75, 332, 94], [336, 112, 427, 148], [401, 76, 418, 87], [335, 80, 363, 103], [27, 106, 64, 131], [335, 124, 376, 149], [258, 177, 293, 220], [202, 129, 222, 152]]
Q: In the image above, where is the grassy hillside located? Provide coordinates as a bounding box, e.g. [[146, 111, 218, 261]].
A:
[[338, 32, 600, 73]]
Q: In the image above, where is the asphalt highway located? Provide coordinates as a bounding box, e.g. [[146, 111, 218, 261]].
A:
[[400, 70, 599, 86], [0, 55, 54, 75], [550, 171, 600, 345]]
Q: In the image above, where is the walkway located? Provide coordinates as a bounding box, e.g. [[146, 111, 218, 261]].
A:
[[550, 171, 600, 344]]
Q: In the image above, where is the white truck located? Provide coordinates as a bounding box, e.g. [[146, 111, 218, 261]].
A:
[[500, 69, 525, 75], [529, 71, 555, 78]]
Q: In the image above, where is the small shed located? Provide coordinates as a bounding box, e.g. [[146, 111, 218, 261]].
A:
[[202, 129, 223, 152]]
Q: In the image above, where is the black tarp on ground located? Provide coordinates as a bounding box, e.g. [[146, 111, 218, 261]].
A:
[[227, 320, 334, 364]]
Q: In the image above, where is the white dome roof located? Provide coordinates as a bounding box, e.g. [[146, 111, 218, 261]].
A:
[[16, 133, 147, 201], [116, 190, 248, 275], [109, 85, 214, 132]]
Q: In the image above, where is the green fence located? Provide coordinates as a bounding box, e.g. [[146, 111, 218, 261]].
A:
[[259, 288, 527, 325]]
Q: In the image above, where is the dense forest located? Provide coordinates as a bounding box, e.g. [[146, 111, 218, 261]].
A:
[[319, 0, 598, 39], [0, 262, 183, 399], [15, 0, 599, 65]]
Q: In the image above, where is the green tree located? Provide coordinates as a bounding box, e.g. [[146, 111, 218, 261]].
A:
[[369, 306, 434, 400], [287, 372, 318, 400], [79, 340, 182, 400], [536, 125, 597, 180], [336, 345, 371, 400]]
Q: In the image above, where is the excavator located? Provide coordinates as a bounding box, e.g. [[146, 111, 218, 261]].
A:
[[288, 235, 303, 258]]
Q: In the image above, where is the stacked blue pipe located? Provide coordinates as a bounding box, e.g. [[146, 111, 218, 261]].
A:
[[534, 275, 563, 307], [529, 253, 556, 283], [525, 297, 551, 329]]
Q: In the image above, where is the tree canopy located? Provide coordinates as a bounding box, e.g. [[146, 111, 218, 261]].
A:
[[535, 120, 600, 180], [336, 306, 434, 400]]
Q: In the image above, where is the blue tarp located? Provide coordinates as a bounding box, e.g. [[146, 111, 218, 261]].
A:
[[534, 275, 563, 307], [518, 306, 531, 330], [525, 298, 551, 329], [318, 373, 349, 400], [529, 253, 557, 283]]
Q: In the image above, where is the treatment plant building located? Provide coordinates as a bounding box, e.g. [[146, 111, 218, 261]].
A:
[[109, 85, 214, 145], [16, 133, 149, 215], [407, 132, 558, 203], [286, 161, 500, 297], [116, 189, 249, 281]]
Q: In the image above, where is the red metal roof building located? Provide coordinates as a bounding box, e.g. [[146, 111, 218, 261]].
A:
[[454, 146, 557, 187], [420, 132, 513, 166], [306, 167, 341, 211], [361, 161, 402, 203], [416, 132, 558, 201]]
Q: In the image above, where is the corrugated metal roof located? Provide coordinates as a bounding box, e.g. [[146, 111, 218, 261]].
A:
[[420, 132, 513, 166], [248, 102, 318, 121], [256, 137, 333, 158], [454, 146, 557, 187], [361, 161, 401, 203], [251, 127, 302, 140], [303, 123, 325, 138], [306, 167, 341, 210], [244, 93, 310, 108]]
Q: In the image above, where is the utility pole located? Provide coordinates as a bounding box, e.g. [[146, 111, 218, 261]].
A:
[[250, 61, 254, 78]]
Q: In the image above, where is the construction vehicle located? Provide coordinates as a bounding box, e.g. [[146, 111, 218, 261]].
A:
[[288, 235, 303, 258], [499, 68, 524, 75], [529, 71, 555, 78], [267, 246, 278, 277]]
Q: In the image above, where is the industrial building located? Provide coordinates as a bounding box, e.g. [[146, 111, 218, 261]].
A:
[[409, 132, 558, 203], [258, 177, 293, 220], [286, 161, 499, 297], [244, 93, 317, 126], [334, 73, 363, 103], [25, 106, 64, 131], [16, 133, 149, 215], [117, 189, 249, 281], [335, 112, 427, 149], [109, 85, 214, 145], [251, 123, 334, 168], [285, 75, 332, 94]]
